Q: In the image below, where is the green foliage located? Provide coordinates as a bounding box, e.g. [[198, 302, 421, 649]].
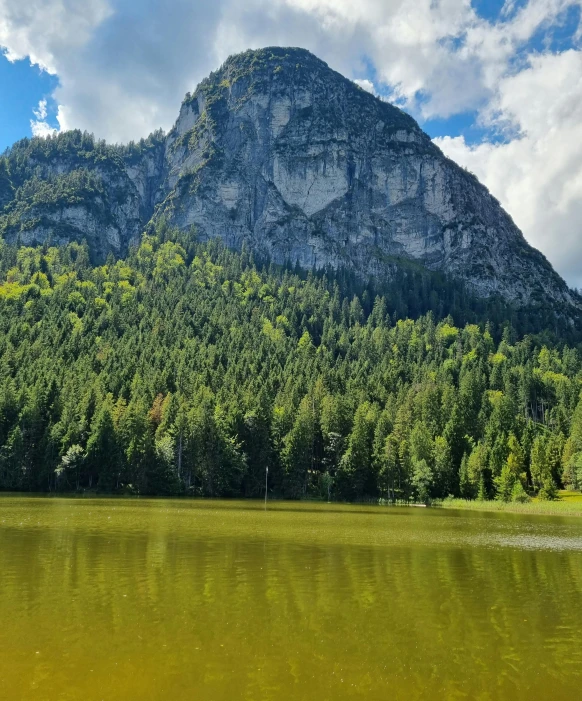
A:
[[0, 231, 580, 500], [511, 480, 531, 503], [530, 435, 550, 492], [411, 458, 433, 503], [537, 476, 558, 501], [494, 463, 516, 502], [0, 158, 14, 208], [337, 402, 378, 500]]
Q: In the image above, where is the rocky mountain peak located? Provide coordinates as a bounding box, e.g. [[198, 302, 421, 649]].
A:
[[0, 47, 579, 316], [170, 46, 422, 153]]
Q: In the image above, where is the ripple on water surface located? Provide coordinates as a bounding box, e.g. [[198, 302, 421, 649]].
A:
[[0, 496, 581, 701]]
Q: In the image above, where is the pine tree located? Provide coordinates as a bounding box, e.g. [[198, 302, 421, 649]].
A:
[[282, 395, 315, 499], [337, 402, 378, 500], [433, 436, 454, 497], [86, 402, 121, 490], [411, 458, 433, 503], [538, 475, 557, 501], [494, 463, 515, 502], [530, 435, 549, 493]]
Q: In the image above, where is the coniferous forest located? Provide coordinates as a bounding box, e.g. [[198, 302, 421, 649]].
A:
[[0, 223, 581, 503]]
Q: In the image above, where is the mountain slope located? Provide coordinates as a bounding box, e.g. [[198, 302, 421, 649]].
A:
[[0, 235, 580, 498], [0, 47, 579, 314]]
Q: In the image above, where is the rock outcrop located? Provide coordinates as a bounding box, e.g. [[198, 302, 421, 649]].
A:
[[0, 47, 578, 311]]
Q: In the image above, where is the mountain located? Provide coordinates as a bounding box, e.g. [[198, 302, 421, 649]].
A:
[[0, 46, 579, 313]]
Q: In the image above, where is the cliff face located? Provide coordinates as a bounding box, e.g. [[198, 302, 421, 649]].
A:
[[158, 48, 574, 308], [0, 131, 165, 260], [0, 47, 578, 310]]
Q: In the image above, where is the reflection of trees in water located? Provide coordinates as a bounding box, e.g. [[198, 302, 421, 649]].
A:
[[2, 516, 582, 700]]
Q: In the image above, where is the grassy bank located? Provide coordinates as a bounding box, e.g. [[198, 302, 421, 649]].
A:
[[440, 491, 582, 516]]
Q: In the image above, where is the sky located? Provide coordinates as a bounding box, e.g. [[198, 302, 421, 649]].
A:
[[0, 0, 581, 288]]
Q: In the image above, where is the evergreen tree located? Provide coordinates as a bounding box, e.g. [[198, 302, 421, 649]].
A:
[[530, 435, 550, 493], [282, 396, 315, 499], [0, 234, 579, 500], [337, 402, 378, 500]]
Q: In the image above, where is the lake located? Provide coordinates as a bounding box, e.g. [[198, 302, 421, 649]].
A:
[[1, 497, 581, 700]]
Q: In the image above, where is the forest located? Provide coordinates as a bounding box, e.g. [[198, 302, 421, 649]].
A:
[[0, 223, 581, 502]]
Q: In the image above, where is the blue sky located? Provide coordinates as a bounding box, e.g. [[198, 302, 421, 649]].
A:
[[1, 0, 582, 286], [0, 57, 58, 151], [1, 0, 580, 150]]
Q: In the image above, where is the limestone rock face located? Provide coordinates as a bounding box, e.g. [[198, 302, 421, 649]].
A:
[[157, 48, 575, 308], [0, 47, 578, 311]]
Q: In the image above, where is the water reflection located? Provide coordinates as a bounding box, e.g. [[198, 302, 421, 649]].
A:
[[0, 497, 581, 700]]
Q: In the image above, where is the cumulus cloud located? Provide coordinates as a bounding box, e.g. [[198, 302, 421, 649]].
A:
[[0, 0, 112, 72], [1, 0, 582, 284], [435, 49, 582, 288], [4, 0, 579, 139]]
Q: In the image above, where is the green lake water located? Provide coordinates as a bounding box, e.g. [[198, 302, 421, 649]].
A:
[[1, 497, 581, 700]]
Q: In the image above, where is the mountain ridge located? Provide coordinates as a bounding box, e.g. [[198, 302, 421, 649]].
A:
[[0, 46, 579, 316]]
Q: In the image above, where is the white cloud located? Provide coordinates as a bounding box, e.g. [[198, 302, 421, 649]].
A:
[[30, 120, 57, 137], [32, 98, 47, 121], [4, 0, 578, 139], [30, 98, 57, 137], [354, 78, 375, 94], [435, 50, 582, 288], [0, 0, 112, 72], [1, 0, 582, 284]]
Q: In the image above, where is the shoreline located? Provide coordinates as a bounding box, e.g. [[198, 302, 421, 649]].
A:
[[438, 492, 582, 517], [2, 490, 582, 517]]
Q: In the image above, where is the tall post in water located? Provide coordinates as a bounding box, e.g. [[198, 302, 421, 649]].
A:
[[265, 466, 269, 510]]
